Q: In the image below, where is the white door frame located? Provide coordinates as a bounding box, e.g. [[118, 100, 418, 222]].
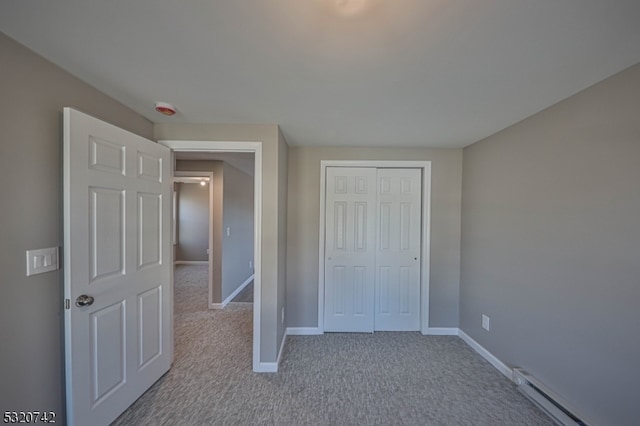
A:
[[159, 140, 263, 372], [318, 160, 432, 334], [173, 171, 215, 309]]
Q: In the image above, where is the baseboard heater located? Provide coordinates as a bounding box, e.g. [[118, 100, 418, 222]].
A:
[[512, 368, 588, 426]]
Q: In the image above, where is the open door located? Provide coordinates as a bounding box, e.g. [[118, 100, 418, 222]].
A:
[[63, 108, 172, 426]]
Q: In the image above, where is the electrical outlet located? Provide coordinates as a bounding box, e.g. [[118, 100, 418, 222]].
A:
[[482, 314, 490, 331], [281, 307, 285, 324], [249, 260, 252, 269]]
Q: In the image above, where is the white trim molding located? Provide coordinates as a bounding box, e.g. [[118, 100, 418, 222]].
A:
[[174, 261, 208, 265], [255, 329, 289, 373], [427, 327, 459, 336], [317, 160, 432, 334], [210, 274, 254, 309], [276, 331, 287, 366], [159, 140, 264, 373], [458, 330, 512, 379], [253, 362, 278, 373], [286, 327, 324, 336]]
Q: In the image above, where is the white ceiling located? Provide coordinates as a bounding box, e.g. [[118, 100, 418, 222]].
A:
[[2, 0, 640, 148]]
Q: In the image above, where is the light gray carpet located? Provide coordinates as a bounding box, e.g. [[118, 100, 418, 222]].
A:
[[112, 265, 553, 425], [173, 263, 210, 313]]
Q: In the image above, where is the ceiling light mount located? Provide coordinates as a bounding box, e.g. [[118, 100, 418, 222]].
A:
[[155, 102, 176, 116], [333, 0, 369, 16]]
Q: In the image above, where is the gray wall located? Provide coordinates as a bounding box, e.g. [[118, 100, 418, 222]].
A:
[[0, 33, 153, 419], [155, 124, 288, 363], [460, 63, 640, 426], [176, 182, 209, 261], [221, 162, 255, 301], [277, 129, 289, 347], [286, 146, 462, 328]]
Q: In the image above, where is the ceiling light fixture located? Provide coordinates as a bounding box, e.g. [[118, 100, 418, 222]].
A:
[[155, 102, 176, 116], [333, 0, 369, 16]]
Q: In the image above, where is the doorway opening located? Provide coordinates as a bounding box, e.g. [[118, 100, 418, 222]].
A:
[[160, 140, 263, 372], [173, 172, 215, 307]]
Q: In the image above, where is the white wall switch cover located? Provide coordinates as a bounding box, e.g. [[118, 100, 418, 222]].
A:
[[26, 247, 59, 276], [226, 227, 230, 237], [482, 314, 491, 331]]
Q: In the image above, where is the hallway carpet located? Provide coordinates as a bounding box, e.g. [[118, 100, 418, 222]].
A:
[[112, 265, 553, 425]]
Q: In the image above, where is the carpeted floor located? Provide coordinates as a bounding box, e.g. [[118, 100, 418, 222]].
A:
[[112, 265, 553, 425]]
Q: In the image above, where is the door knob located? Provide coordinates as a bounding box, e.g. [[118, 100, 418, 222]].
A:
[[75, 294, 94, 307]]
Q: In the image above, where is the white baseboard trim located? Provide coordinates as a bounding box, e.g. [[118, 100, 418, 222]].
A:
[[286, 327, 324, 335], [254, 362, 278, 373], [221, 274, 254, 306], [458, 329, 512, 379], [276, 330, 287, 367], [209, 274, 254, 310], [254, 329, 288, 373], [427, 327, 459, 335], [174, 260, 208, 265]]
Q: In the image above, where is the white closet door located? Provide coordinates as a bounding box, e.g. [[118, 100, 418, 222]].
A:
[[374, 169, 422, 331], [324, 167, 377, 332]]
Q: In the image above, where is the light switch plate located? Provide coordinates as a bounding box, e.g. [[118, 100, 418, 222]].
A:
[[26, 247, 59, 276], [482, 314, 491, 331]]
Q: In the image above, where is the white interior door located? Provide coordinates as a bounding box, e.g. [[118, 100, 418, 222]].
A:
[[324, 167, 377, 332], [323, 167, 422, 332], [63, 108, 172, 426], [374, 168, 422, 331]]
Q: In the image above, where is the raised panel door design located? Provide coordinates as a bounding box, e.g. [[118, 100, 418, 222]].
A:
[[333, 201, 347, 251], [324, 167, 376, 332], [355, 176, 368, 194], [400, 202, 412, 251], [90, 187, 125, 282], [354, 202, 367, 251], [137, 152, 163, 183], [90, 301, 126, 406], [138, 193, 162, 269], [379, 202, 392, 251], [374, 168, 422, 331], [399, 267, 412, 314], [332, 266, 346, 315], [138, 286, 162, 369], [335, 176, 347, 194], [89, 136, 126, 176], [353, 266, 366, 315]]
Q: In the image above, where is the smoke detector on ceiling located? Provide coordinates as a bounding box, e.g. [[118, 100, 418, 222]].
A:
[[155, 102, 176, 116]]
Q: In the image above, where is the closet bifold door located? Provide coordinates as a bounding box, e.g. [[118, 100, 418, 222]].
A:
[[374, 168, 422, 331], [323, 167, 377, 332]]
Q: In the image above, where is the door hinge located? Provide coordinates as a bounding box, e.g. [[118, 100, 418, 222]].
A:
[[65, 299, 70, 310]]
